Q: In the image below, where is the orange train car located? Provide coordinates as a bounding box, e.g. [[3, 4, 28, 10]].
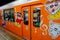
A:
[[0, 0, 60, 40]]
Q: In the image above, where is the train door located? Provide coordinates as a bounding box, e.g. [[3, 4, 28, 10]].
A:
[[31, 5, 42, 40], [22, 6, 31, 40], [31, 4, 49, 40]]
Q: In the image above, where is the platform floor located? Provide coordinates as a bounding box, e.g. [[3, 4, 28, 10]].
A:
[[0, 27, 24, 40]]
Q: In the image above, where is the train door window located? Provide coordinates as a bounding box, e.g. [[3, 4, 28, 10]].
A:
[[33, 8, 40, 27], [23, 9, 28, 25]]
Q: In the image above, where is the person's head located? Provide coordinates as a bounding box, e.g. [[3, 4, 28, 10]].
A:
[[17, 12, 22, 19], [17, 12, 22, 17]]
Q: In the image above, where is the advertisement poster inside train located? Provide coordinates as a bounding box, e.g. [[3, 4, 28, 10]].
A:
[[3, 8, 15, 22]]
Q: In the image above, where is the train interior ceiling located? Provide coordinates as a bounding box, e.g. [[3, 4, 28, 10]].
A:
[[0, 0, 60, 40]]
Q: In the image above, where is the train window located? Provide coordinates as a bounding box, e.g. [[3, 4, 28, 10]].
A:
[[33, 8, 40, 27], [23, 9, 28, 25], [4, 8, 15, 22]]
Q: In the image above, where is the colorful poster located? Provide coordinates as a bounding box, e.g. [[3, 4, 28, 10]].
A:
[[46, 2, 60, 14], [46, 1, 60, 39], [15, 12, 23, 27], [48, 9, 60, 20], [48, 20, 60, 39]]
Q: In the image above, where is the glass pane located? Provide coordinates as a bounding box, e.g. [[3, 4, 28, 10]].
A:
[[23, 9, 28, 25], [33, 8, 40, 27], [3, 8, 15, 22]]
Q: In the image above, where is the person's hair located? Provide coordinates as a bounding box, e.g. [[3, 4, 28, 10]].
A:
[[17, 12, 22, 17]]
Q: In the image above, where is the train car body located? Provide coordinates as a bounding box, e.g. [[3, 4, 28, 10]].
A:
[[0, 0, 60, 40]]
